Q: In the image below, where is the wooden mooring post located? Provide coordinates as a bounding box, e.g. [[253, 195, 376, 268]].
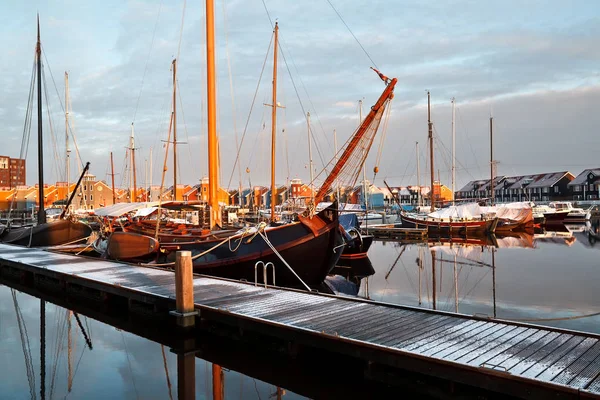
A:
[[170, 251, 198, 328]]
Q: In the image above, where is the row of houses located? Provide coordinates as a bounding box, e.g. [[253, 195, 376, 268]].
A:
[[456, 168, 600, 203]]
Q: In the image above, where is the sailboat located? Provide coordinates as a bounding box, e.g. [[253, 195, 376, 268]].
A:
[[102, 18, 353, 288], [398, 93, 497, 235], [0, 17, 92, 247]]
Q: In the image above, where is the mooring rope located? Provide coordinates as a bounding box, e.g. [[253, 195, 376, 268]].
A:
[[258, 229, 311, 291]]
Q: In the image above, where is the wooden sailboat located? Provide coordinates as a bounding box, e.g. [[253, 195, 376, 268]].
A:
[[0, 17, 92, 247]]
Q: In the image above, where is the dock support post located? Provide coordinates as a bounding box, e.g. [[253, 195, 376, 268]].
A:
[[170, 251, 198, 328], [177, 351, 196, 400]]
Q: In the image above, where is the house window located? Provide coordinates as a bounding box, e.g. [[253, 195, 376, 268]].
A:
[[84, 185, 87, 191], [542, 187, 549, 193], [84, 195, 87, 201], [573, 185, 582, 192], [590, 184, 596, 191], [90, 194, 93, 201], [554, 186, 559, 193]]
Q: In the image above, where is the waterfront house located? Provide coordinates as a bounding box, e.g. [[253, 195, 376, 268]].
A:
[[568, 168, 600, 200]]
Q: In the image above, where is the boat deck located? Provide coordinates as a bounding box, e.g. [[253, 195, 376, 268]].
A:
[[0, 243, 598, 398]]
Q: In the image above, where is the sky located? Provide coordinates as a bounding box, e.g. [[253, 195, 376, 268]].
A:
[[0, 0, 599, 192]]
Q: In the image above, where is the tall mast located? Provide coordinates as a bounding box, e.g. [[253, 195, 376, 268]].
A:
[[451, 97, 456, 206], [307, 112, 314, 203], [65, 71, 71, 201], [270, 22, 279, 222], [490, 116, 494, 206], [130, 123, 137, 202], [172, 58, 178, 201], [110, 152, 116, 204], [334, 129, 340, 202], [36, 15, 46, 224], [206, 0, 221, 227], [149, 147, 153, 195], [416, 142, 421, 207], [427, 91, 435, 212]]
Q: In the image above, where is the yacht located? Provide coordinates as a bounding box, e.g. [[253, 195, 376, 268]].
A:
[[549, 201, 591, 223]]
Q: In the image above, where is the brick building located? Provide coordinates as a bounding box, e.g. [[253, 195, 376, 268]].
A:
[[0, 156, 26, 189]]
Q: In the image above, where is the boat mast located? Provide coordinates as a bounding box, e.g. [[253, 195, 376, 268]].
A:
[[427, 91, 434, 212], [307, 112, 314, 203], [130, 123, 137, 202], [110, 151, 116, 204], [451, 97, 456, 206], [36, 15, 46, 224], [270, 23, 279, 222], [65, 71, 71, 202], [149, 147, 153, 199], [416, 141, 421, 207], [206, 0, 221, 227], [490, 115, 494, 206], [172, 58, 178, 201], [334, 129, 340, 202]]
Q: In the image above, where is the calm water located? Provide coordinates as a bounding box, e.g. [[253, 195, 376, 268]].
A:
[[0, 224, 598, 398]]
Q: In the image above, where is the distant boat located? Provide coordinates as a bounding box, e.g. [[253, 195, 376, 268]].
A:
[[0, 17, 92, 247]]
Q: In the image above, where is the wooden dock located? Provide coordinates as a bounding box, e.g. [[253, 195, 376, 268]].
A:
[[363, 224, 428, 240], [0, 243, 599, 399]]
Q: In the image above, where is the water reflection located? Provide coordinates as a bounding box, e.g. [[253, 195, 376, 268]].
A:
[[0, 286, 307, 399], [362, 224, 600, 334]]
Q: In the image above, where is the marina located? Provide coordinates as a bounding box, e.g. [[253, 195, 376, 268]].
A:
[[0, 233, 599, 399]]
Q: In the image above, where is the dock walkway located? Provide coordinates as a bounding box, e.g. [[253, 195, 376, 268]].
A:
[[0, 243, 599, 399]]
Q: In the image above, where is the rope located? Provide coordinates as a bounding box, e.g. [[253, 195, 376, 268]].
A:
[[258, 229, 311, 291], [507, 311, 600, 323], [161, 345, 174, 400], [12, 290, 36, 400], [141, 235, 231, 267], [132, 0, 163, 124], [226, 34, 273, 191], [325, 0, 379, 70], [373, 96, 393, 182]]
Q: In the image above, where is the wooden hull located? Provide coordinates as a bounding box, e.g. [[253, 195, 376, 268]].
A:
[[107, 231, 160, 260], [399, 213, 497, 234], [0, 219, 92, 247], [109, 204, 344, 289]]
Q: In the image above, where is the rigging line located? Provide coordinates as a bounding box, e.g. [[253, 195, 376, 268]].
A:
[[41, 47, 84, 171], [12, 289, 36, 400], [222, 0, 243, 193], [373, 97, 393, 181], [176, 0, 186, 62], [260, 0, 274, 27], [160, 345, 174, 400], [456, 106, 480, 178], [278, 43, 329, 175], [132, 0, 163, 124], [121, 333, 140, 400], [277, 34, 334, 158], [226, 33, 273, 190], [175, 80, 193, 186], [48, 309, 69, 400], [325, 0, 379, 70], [11, 59, 37, 217], [42, 65, 63, 183]]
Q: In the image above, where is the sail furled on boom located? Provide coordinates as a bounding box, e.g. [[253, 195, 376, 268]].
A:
[[313, 73, 397, 205]]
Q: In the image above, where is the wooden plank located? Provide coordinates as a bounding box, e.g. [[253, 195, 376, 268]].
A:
[[584, 374, 600, 394], [394, 317, 465, 349], [495, 331, 561, 371], [349, 309, 416, 341], [429, 323, 507, 360], [386, 316, 458, 348], [507, 333, 573, 375], [402, 319, 480, 352], [376, 314, 449, 347], [568, 353, 600, 389], [552, 341, 600, 386], [519, 336, 585, 379], [535, 338, 597, 382], [442, 325, 521, 362], [462, 327, 538, 367], [418, 321, 496, 357]]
